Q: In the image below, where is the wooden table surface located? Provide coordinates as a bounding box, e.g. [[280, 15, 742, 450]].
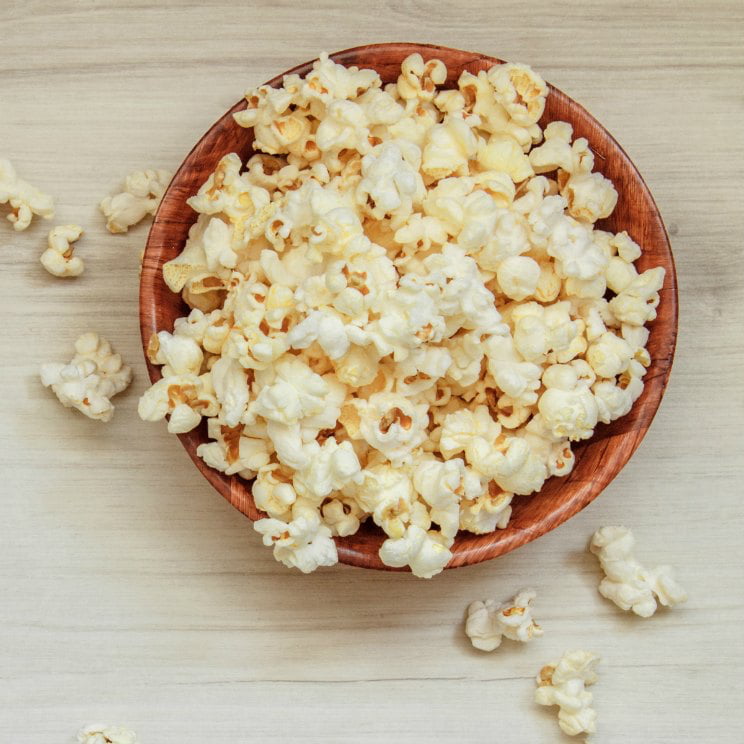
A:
[[2, 2, 742, 742]]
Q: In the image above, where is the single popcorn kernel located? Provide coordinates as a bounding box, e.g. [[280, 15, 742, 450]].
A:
[[139, 52, 663, 578]]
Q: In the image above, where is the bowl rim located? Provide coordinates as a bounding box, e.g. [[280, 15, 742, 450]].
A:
[[140, 42, 678, 573]]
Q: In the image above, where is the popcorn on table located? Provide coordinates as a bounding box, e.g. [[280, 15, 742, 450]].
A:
[[139, 51, 665, 577], [0, 157, 54, 230], [100, 169, 171, 233], [465, 588, 542, 651], [535, 650, 599, 737], [589, 525, 687, 617], [77, 723, 138, 744], [40, 224, 85, 277], [41, 333, 132, 422]]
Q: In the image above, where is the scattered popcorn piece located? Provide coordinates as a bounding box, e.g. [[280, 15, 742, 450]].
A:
[[535, 650, 599, 737], [40, 224, 84, 277], [77, 724, 138, 744], [465, 588, 543, 651], [100, 169, 171, 233], [0, 157, 55, 230], [140, 53, 665, 577], [41, 333, 132, 422], [589, 525, 687, 616]]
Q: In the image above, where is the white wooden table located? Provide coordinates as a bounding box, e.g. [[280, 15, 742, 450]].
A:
[[2, 2, 742, 741]]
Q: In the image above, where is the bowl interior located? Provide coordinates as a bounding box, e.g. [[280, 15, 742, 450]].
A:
[[140, 43, 677, 571]]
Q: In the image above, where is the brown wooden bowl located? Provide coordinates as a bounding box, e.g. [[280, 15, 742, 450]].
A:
[[140, 43, 677, 572]]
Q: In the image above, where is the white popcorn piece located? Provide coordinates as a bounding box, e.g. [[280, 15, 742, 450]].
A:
[[378, 524, 452, 579], [100, 168, 171, 233], [251, 356, 329, 426], [293, 436, 362, 502], [77, 723, 138, 744], [40, 224, 84, 277], [538, 363, 598, 441], [465, 588, 543, 651], [0, 157, 55, 230], [138, 373, 219, 434], [422, 115, 478, 179], [357, 140, 423, 225], [41, 333, 132, 422], [535, 650, 600, 737], [197, 418, 271, 478], [397, 53, 447, 102], [254, 501, 338, 573], [477, 133, 534, 182], [487, 63, 548, 127], [589, 525, 687, 617], [352, 391, 428, 465], [563, 171, 618, 223], [496, 254, 540, 301], [609, 267, 665, 326], [147, 329, 204, 376]]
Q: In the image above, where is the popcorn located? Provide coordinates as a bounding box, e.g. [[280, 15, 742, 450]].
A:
[[589, 525, 687, 616], [465, 588, 543, 651], [41, 333, 132, 422], [422, 116, 478, 179], [538, 363, 599, 440], [138, 373, 218, 433], [496, 255, 540, 301], [535, 650, 600, 737], [378, 524, 452, 578], [459, 480, 512, 532], [100, 168, 171, 233], [251, 356, 328, 426], [608, 267, 665, 325], [0, 157, 54, 230], [357, 141, 423, 224], [40, 224, 84, 277], [253, 463, 297, 520], [563, 171, 618, 223], [477, 133, 534, 183], [141, 54, 665, 576], [77, 723, 138, 744], [397, 53, 447, 102], [254, 501, 338, 573], [197, 419, 271, 477], [352, 391, 428, 465], [487, 63, 548, 126]]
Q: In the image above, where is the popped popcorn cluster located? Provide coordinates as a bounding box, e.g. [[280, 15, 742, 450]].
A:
[[140, 52, 665, 577], [589, 525, 687, 617], [535, 649, 600, 737], [77, 724, 138, 744], [40, 224, 85, 277], [0, 157, 55, 230], [465, 588, 542, 651], [40, 332, 133, 422], [100, 169, 171, 234]]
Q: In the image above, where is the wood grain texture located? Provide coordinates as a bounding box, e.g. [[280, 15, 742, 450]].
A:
[[140, 43, 678, 571], [1, 2, 743, 743]]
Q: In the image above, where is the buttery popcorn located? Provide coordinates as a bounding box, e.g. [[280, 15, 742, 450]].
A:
[[535, 650, 599, 737], [140, 53, 665, 577], [100, 168, 171, 233], [77, 724, 138, 744], [41, 333, 132, 422], [0, 157, 54, 230], [589, 525, 687, 616], [465, 588, 542, 651], [40, 224, 85, 277]]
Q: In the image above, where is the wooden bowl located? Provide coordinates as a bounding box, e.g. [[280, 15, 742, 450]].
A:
[[140, 43, 677, 572]]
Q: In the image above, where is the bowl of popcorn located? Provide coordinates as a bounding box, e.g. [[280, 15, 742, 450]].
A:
[[139, 43, 677, 578]]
